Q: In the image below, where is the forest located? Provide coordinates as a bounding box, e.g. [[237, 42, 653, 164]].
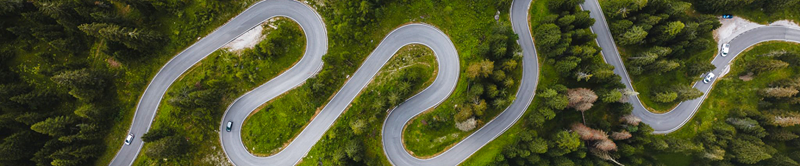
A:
[[0, 0, 260, 165]]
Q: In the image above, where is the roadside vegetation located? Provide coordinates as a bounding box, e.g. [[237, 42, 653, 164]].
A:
[[465, 0, 673, 165], [691, 0, 800, 24], [296, 44, 436, 165], [239, 0, 524, 163], [133, 19, 305, 165], [600, 0, 721, 112], [667, 41, 800, 165], [0, 0, 262, 165], [402, 19, 522, 157]]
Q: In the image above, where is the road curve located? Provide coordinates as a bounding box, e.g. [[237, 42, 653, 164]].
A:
[[582, 0, 800, 133], [109, 0, 327, 165], [381, 0, 539, 165], [222, 22, 461, 165], [113, 0, 541, 165]]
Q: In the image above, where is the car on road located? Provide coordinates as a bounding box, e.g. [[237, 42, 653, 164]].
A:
[[721, 43, 730, 57], [226, 121, 233, 132], [125, 134, 134, 145], [722, 14, 733, 19], [703, 72, 716, 83]]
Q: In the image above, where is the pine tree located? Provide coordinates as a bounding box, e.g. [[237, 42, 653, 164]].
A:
[[648, 60, 680, 73], [758, 87, 799, 98], [749, 59, 789, 73], [78, 23, 163, 51], [144, 135, 189, 158], [673, 85, 704, 101], [653, 91, 678, 103], [618, 26, 647, 46], [51, 69, 105, 89], [31, 116, 76, 136]]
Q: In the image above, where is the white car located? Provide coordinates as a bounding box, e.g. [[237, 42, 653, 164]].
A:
[[703, 73, 715, 83], [125, 134, 134, 145], [721, 43, 730, 57], [226, 121, 233, 132]]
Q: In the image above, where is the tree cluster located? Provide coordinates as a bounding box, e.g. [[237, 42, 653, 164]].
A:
[[489, 1, 678, 165], [693, 108, 800, 165], [604, 0, 720, 76], [536, 0, 622, 86], [0, 0, 255, 164], [452, 22, 522, 131]]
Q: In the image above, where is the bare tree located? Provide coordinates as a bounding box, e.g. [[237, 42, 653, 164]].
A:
[[572, 123, 607, 141], [568, 88, 598, 123], [611, 131, 632, 140], [621, 114, 641, 126], [594, 139, 618, 151]]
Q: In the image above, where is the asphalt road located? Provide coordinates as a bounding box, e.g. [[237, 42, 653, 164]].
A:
[[582, 0, 800, 133], [109, 0, 328, 165], [381, 0, 539, 165]]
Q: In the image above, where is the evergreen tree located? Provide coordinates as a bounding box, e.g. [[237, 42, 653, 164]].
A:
[[144, 135, 189, 158], [750, 59, 789, 73], [31, 116, 77, 136], [618, 26, 647, 46]]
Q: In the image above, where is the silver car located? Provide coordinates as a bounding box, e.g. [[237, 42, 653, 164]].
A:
[[703, 73, 715, 83], [721, 43, 730, 57], [125, 134, 134, 145]]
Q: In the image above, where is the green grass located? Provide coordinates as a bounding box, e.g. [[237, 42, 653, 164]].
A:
[[241, 83, 318, 155], [669, 41, 800, 139], [622, 38, 718, 112], [131, 18, 305, 165], [95, 1, 262, 165]]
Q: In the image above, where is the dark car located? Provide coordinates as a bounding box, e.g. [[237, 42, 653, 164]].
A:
[[226, 121, 233, 132], [722, 14, 733, 19]]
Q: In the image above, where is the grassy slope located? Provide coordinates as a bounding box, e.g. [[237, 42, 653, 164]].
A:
[[96, 0, 261, 165], [132, 19, 305, 165]]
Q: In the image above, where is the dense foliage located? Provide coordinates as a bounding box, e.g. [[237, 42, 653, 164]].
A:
[[487, 0, 669, 165], [0, 0, 253, 165], [602, 0, 720, 104]]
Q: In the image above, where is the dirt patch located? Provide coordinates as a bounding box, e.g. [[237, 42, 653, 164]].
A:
[[223, 17, 282, 51], [739, 72, 754, 81]]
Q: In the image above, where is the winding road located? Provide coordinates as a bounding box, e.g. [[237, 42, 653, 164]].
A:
[[109, 0, 800, 165], [381, 0, 538, 165], [582, 0, 800, 133]]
